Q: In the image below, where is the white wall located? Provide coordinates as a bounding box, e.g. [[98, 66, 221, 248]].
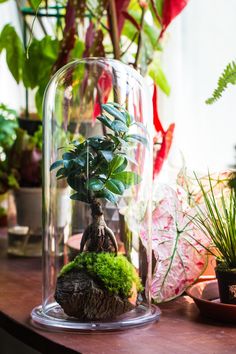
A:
[[159, 0, 236, 173], [0, 0, 22, 111]]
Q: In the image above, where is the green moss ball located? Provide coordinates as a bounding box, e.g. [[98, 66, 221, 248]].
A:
[[60, 252, 143, 298]]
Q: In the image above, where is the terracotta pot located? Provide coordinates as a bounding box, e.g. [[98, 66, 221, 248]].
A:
[[215, 266, 236, 304]]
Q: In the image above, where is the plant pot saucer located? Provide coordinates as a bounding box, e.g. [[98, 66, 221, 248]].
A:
[[186, 280, 236, 323], [31, 303, 161, 331]]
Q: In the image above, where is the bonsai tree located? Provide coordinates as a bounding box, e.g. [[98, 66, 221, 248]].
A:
[[51, 102, 148, 319], [51, 102, 148, 254]]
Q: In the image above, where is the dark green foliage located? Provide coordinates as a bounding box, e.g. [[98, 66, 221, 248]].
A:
[[0, 104, 18, 151], [0, 24, 59, 118], [206, 61, 236, 104], [51, 103, 148, 204], [0, 117, 43, 192], [0, 105, 19, 194], [60, 252, 143, 298]]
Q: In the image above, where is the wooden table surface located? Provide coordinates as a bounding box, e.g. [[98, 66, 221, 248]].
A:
[[0, 233, 236, 354]]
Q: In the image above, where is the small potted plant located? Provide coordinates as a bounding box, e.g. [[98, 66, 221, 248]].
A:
[[193, 173, 236, 304], [0, 104, 19, 226], [51, 102, 147, 320]]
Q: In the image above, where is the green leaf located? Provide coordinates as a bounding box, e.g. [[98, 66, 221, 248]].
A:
[[100, 150, 114, 162], [125, 134, 148, 146], [35, 83, 46, 118], [125, 112, 134, 127], [56, 167, 66, 178], [30, 0, 42, 9], [0, 24, 24, 83], [206, 61, 236, 104], [97, 115, 113, 129], [86, 177, 104, 191], [87, 136, 104, 146], [67, 174, 84, 192], [0, 0, 9, 3], [70, 192, 90, 203], [105, 179, 125, 195], [111, 120, 128, 133], [121, 154, 138, 166], [23, 36, 59, 89], [149, 64, 171, 96], [112, 171, 141, 186], [70, 38, 84, 60], [62, 152, 75, 160], [50, 160, 63, 171], [108, 155, 126, 174], [95, 188, 118, 204], [114, 157, 128, 173], [102, 104, 126, 123]]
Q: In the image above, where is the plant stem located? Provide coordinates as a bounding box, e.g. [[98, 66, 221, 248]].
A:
[[134, 7, 145, 69], [150, 0, 163, 25], [107, 0, 120, 59], [27, 0, 47, 35]]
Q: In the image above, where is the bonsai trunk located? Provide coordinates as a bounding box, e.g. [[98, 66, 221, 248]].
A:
[[79, 199, 118, 254]]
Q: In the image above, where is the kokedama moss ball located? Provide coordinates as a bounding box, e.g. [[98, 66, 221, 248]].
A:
[[55, 252, 143, 320]]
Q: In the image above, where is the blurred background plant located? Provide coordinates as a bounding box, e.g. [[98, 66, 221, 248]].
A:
[[0, 0, 189, 176], [0, 103, 42, 194]]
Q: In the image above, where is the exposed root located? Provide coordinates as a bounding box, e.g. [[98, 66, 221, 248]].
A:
[[80, 199, 118, 254]]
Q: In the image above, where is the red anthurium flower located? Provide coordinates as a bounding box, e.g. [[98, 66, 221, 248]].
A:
[[160, 0, 189, 37], [152, 85, 175, 177]]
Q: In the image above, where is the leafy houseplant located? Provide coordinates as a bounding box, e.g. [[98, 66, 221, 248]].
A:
[[0, 104, 18, 225], [0, 104, 43, 254], [0, 0, 189, 177], [51, 102, 147, 320], [193, 174, 236, 304]]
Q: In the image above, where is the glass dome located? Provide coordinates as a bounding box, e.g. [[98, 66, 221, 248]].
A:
[[31, 58, 160, 330]]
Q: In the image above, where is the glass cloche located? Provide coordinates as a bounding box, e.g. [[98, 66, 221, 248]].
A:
[[31, 58, 160, 330]]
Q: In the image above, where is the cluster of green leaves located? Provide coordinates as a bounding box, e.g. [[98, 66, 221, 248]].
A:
[[0, 25, 60, 117], [193, 174, 236, 269], [0, 109, 43, 193], [0, 104, 19, 193], [0, 22, 84, 118], [0, 104, 18, 151], [206, 61, 236, 104], [51, 103, 148, 204], [60, 252, 143, 298]]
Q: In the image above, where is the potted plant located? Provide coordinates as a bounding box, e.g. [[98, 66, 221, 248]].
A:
[[50, 102, 147, 320], [0, 104, 19, 226], [192, 173, 236, 304]]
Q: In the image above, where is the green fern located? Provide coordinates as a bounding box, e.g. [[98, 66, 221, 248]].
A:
[[206, 61, 236, 104]]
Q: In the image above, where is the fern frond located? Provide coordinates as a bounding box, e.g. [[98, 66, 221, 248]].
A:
[[206, 61, 236, 104]]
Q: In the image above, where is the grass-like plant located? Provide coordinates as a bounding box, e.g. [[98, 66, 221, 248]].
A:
[[193, 173, 236, 269], [51, 102, 147, 254]]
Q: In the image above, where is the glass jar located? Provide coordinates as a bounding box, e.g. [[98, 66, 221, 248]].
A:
[[31, 58, 160, 330]]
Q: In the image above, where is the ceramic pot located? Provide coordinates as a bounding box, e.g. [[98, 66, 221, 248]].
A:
[[14, 187, 42, 231], [215, 266, 236, 304]]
